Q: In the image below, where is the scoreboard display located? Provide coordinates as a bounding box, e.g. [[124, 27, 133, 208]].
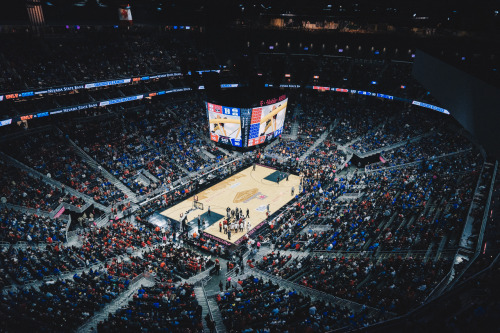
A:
[[247, 100, 287, 147], [207, 103, 243, 147], [207, 96, 287, 148]]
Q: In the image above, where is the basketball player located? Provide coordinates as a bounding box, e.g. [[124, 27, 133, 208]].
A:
[[211, 115, 227, 136], [260, 105, 279, 136]]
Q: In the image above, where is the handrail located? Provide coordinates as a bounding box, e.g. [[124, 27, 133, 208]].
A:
[[311, 248, 458, 256], [50, 201, 92, 219], [358, 252, 500, 333], [459, 161, 486, 250], [0, 202, 54, 219], [0, 151, 104, 211], [365, 148, 473, 173], [352, 132, 433, 158], [252, 267, 391, 316], [475, 161, 497, 255], [201, 283, 219, 333], [139, 155, 248, 206], [445, 160, 498, 292]]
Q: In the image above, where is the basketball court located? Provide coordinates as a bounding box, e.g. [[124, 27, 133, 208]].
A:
[[160, 164, 301, 244]]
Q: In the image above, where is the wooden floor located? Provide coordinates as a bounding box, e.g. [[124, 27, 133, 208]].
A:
[[160, 165, 301, 244]]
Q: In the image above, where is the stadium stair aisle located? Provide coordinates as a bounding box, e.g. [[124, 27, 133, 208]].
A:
[[62, 130, 139, 203], [246, 263, 390, 317], [214, 145, 235, 157], [200, 147, 216, 160], [434, 235, 449, 262], [76, 273, 155, 333], [299, 123, 335, 162], [207, 297, 227, 333], [141, 168, 161, 184], [2, 240, 164, 294], [423, 243, 435, 263], [346, 114, 397, 150], [460, 161, 488, 250], [194, 147, 211, 162], [190, 256, 231, 332], [287, 105, 301, 140], [0, 202, 58, 220], [0, 151, 109, 213], [194, 286, 209, 331], [262, 136, 281, 153], [195, 285, 227, 333], [352, 131, 434, 159]]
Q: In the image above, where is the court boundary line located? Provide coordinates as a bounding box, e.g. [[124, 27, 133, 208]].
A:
[[160, 164, 300, 246]]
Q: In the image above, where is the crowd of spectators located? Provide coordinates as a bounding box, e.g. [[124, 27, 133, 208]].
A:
[[165, 99, 230, 163], [296, 97, 333, 138], [0, 30, 206, 92], [107, 243, 213, 281], [291, 255, 450, 313], [267, 138, 315, 160], [0, 243, 85, 284], [0, 208, 67, 244], [0, 162, 84, 212], [76, 220, 164, 263], [304, 140, 347, 174], [366, 131, 473, 170], [0, 268, 131, 332], [0, 68, 491, 333], [2, 131, 127, 207], [253, 250, 452, 314], [59, 98, 231, 198], [97, 282, 202, 332], [72, 118, 168, 196], [269, 151, 481, 257], [349, 108, 440, 154], [328, 99, 393, 145], [216, 275, 377, 332]]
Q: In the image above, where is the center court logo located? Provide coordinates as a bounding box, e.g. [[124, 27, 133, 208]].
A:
[[233, 189, 269, 203], [233, 188, 258, 203]]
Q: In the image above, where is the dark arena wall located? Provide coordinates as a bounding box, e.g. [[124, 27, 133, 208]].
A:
[[413, 50, 500, 158], [351, 153, 382, 168]]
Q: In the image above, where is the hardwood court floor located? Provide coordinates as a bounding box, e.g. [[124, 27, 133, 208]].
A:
[[160, 165, 300, 244]]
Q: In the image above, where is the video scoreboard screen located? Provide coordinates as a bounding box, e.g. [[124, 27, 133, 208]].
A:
[[207, 97, 287, 148], [247, 99, 287, 147], [207, 103, 243, 147]]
